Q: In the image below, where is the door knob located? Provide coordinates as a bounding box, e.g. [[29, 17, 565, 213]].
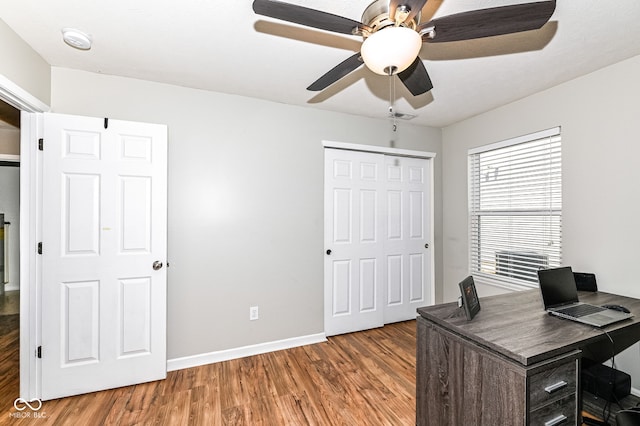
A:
[[153, 261, 163, 270], [326, 249, 332, 255], [424, 243, 429, 249]]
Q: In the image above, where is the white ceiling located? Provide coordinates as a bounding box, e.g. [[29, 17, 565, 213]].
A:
[[1, 0, 640, 127]]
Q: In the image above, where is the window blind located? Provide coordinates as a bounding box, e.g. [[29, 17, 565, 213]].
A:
[[468, 128, 561, 288]]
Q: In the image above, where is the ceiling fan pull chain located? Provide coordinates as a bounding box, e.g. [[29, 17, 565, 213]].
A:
[[388, 72, 393, 117], [389, 74, 398, 146], [390, 75, 398, 131], [390, 77, 398, 132]]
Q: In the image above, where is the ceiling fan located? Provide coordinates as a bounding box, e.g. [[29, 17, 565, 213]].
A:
[[252, 0, 556, 96]]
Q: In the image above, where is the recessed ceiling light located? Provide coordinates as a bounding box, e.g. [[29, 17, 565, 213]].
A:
[[61, 28, 92, 50]]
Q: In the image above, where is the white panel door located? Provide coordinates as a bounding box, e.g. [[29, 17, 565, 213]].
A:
[[41, 113, 167, 400], [324, 148, 385, 336], [383, 155, 431, 323], [324, 148, 432, 336]]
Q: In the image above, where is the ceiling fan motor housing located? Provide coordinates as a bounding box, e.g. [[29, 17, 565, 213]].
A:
[[361, 0, 421, 34], [360, 0, 423, 75]]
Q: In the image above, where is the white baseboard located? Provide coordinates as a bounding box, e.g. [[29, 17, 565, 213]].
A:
[[167, 332, 327, 372], [631, 386, 640, 398]]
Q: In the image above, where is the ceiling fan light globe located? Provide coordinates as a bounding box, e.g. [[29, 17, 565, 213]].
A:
[[360, 26, 421, 75]]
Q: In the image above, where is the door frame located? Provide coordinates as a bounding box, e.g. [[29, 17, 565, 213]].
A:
[[322, 140, 437, 330], [0, 74, 50, 400]]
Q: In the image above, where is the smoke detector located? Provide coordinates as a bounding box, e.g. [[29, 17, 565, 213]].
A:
[[61, 28, 92, 50]]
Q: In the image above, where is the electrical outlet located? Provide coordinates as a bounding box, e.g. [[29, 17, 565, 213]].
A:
[[249, 306, 259, 321]]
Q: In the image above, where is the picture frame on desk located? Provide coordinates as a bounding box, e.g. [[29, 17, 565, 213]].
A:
[[459, 276, 481, 320]]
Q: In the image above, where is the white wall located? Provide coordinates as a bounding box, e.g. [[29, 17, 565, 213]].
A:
[[442, 54, 640, 385], [0, 127, 20, 155], [50, 67, 443, 359], [0, 165, 20, 291], [0, 20, 46, 293], [0, 19, 50, 106]]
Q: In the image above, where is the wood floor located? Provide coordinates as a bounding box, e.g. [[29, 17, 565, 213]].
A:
[[0, 318, 416, 425]]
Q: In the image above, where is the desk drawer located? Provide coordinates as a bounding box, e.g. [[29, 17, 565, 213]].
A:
[[529, 359, 577, 409], [529, 394, 576, 426]]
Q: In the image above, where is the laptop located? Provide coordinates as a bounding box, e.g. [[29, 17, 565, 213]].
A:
[[537, 266, 633, 327]]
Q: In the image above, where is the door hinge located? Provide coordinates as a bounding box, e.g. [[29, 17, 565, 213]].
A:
[[37, 242, 42, 255], [38, 138, 43, 151], [37, 346, 42, 359]]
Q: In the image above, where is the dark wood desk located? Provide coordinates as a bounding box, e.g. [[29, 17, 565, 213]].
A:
[[416, 290, 640, 426]]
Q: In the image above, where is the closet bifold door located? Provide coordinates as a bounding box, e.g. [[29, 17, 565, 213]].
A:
[[382, 155, 431, 324], [324, 147, 433, 336], [324, 148, 385, 336]]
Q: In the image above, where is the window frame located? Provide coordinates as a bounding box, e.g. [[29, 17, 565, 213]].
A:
[[468, 127, 562, 290]]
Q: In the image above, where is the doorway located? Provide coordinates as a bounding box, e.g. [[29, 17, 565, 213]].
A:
[[0, 161, 20, 306], [0, 79, 49, 401], [0, 99, 20, 301], [0, 97, 20, 306], [0, 99, 21, 409], [0, 76, 169, 399]]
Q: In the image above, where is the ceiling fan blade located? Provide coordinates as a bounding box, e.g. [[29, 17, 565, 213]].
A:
[[253, 0, 365, 35], [307, 53, 364, 91], [421, 0, 556, 43], [389, 0, 428, 25], [398, 57, 433, 96]]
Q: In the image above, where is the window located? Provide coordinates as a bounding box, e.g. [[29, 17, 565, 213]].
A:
[[468, 127, 561, 288]]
